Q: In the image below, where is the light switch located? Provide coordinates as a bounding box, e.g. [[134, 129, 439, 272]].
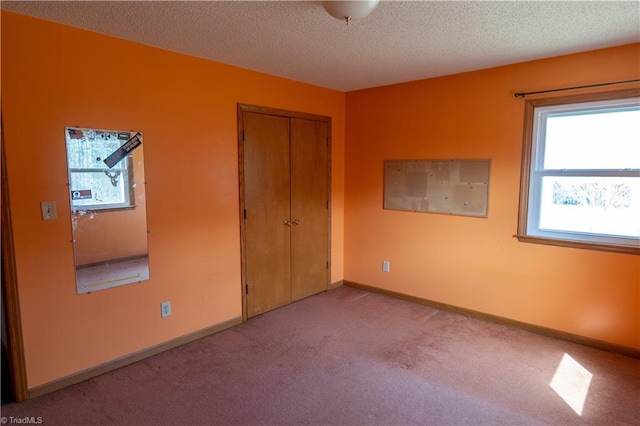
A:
[[41, 201, 57, 220]]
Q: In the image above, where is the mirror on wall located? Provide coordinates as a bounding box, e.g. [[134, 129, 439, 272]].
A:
[[65, 127, 149, 294]]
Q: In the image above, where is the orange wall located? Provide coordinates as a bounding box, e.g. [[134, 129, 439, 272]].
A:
[[1, 12, 345, 388], [345, 44, 640, 349]]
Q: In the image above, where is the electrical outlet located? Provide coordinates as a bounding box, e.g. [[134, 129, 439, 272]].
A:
[[382, 260, 390, 273], [161, 301, 171, 318]]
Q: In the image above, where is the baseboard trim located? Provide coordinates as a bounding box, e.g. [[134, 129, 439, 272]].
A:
[[28, 316, 243, 399], [344, 281, 640, 359], [329, 279, 344, 290]]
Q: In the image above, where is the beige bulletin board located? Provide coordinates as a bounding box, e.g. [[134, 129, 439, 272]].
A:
[[384, 159, 490, 217]]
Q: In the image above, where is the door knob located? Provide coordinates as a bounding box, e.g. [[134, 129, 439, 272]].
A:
[[291, 219, 300, 226], [283, 220, 292, 227]]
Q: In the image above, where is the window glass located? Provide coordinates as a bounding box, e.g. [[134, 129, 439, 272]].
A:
[[543, 107, 640, 170], [539, 176, 639, 238]]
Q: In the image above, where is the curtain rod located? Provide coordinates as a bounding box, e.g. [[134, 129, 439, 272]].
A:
[[514, 79, 640, 98]]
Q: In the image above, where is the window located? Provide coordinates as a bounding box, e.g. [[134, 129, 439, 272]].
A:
[[65, 128, 135, 211], [517, 89, 640, 254]]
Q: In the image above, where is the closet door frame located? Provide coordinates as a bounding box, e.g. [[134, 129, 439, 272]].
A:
[[237, 104, 332, 321]]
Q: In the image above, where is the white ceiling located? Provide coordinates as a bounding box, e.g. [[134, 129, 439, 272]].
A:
[[2, 1, 639, 92]]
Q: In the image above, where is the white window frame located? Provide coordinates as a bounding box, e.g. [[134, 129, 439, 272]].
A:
[[517, 88, 640, 255]]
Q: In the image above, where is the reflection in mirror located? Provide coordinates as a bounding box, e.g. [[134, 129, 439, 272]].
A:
[[65, 127, 149, 294]]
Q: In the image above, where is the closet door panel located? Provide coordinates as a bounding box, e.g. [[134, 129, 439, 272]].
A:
[[243, 112, 292, 317], [290, 118, 329, 301]]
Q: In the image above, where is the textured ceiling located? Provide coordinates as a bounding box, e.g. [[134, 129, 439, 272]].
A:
[[2, 1, 639, 91]]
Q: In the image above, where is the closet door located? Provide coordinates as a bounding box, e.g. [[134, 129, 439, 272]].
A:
[[242, 112, 292, 317], [290, 118, 329, 301], [239, 105, 331, 319]]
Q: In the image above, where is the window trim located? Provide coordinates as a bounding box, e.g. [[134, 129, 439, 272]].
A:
[[516, 88, 640, 255]]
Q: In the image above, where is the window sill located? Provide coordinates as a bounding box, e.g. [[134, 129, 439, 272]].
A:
[[515, 234, 639, 255], [72, 205, 137, 214]]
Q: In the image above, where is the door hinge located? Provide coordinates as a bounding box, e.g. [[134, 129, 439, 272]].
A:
[[242, 130, 245, 141], [244, 209, 247, 219], [245, 284, 249, 294]]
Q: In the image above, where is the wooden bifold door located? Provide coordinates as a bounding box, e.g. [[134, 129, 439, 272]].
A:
[[238, 104, 330, 318]]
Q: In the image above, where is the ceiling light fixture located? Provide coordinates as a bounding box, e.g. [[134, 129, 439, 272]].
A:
[[321, 1, 380, 24]]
